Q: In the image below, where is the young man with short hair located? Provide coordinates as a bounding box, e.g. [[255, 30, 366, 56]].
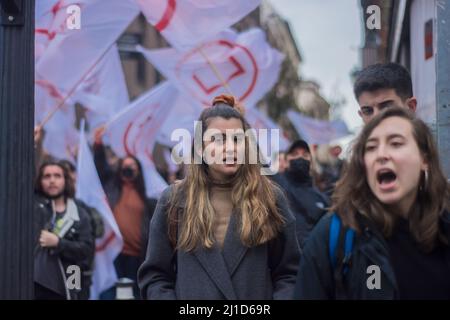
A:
[[354, 63, 417, 124]]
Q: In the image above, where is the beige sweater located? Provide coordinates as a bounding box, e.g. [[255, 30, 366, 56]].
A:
[[209, 179, 235, 248]]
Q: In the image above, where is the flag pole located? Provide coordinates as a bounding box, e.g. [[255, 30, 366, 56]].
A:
[[37, 41, 117, 128], [198, 47, 235, 97]]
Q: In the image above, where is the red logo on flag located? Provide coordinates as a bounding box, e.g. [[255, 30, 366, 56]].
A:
[[122, 104, 164, 157], [175, 39, 258, 105], [155, 0, 176, 32]]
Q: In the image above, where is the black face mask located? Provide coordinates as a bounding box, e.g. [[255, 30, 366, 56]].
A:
[[121, 167, 137, 181], [287, 158, 311, 181]]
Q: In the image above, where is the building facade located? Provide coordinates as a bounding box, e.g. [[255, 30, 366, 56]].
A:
[[358, 0, 450, 177]]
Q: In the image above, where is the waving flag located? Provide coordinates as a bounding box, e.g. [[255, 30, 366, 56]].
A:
[[287, 110, 351, 145], [139, 28, 284, 109], [105, 82, 177, 158], [104, 83, 176, 197], [156, 92, 203, 148], [35, 0, 85, 61], [36, 44, 129, 157], [246, 107, 290, 154], [139, 156, 169, 199], [76, 121, 123, 300], [136, 0, 260, 50], [42, 105, 79, 161], [74, 44, 130, 131], [36, 0, 139, 98], [36, 44, 128, 137]]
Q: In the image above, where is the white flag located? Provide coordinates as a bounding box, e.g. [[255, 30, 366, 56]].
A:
[[36, 45, 129, 157], [42, 105, 79, 161], [139, 155, 169, 199], [74, 44, 130, 131], [287, 110, 351, 145], [106, 82, 178, 158], [35, 1, 91, 126], [136, 0, 260, 50], [35, 78, 66, 126], [35, 0, 84, 62], [156, 91, 203, 148], [35, 45, 128, 138], [36, 0, 139, 96], [105, 82, 177, 197], [138, 28, 284, 109], [245, 107, 291, 154], [76, 122, 123, 300]]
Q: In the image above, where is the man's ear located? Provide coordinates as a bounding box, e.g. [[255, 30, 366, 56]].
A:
[[406, 97, 417, 112]]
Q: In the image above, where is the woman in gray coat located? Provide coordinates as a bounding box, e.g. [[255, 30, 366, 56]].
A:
[[138, 95, 300, 300]]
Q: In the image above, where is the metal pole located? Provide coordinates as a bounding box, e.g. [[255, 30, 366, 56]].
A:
[[0, 0, 35, 299], [435, 0, 450, 179]]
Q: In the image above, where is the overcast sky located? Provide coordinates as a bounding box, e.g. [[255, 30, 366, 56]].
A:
[[269, 0, 364, 141]]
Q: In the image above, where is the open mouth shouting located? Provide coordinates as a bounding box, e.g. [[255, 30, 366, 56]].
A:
[[376, 168, 397, 191]]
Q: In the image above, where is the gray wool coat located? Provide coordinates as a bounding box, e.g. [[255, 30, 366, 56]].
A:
[[137, 184, 300, 300]]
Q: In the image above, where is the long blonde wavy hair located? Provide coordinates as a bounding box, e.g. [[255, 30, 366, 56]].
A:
[[167, 95, 285, 251]]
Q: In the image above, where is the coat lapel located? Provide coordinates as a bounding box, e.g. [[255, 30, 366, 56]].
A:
[[221, 211, 248, 277], [55, 199, 79, 238], [177, 192, 246, 299], [193, 246, 237, 300], [184, 198, 237, 299]]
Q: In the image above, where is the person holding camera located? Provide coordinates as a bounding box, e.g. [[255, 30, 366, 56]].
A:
[[93, 128, 158, 299]]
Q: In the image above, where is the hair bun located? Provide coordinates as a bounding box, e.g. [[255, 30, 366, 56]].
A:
[[212, 94, 245, 116], [212, 94, 235, 107]]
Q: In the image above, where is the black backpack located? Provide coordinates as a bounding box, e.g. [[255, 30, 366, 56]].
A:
[[75, 199, 105, 239]]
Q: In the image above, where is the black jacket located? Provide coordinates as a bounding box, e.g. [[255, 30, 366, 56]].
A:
[[138, 184, 301, 300], [93, 143, 157, 262], [293, 211, 450, 299], [274, 173, 329, 248], [34, 195, 95, 299]]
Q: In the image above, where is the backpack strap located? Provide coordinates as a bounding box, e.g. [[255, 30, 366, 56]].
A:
[[329, 213, 341, 270], [342, 227, 355, 275], [328, 213, 355, 299]]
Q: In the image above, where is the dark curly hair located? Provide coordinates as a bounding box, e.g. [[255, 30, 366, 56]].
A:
[[354, 63, 413, 100], [35, 160, 75, 199]]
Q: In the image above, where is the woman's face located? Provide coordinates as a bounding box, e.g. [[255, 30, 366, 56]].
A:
[[203, 117, 245, 181], [364, 117, 428, 216]]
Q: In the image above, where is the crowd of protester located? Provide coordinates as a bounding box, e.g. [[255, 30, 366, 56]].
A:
[[33, 63, 450, 300]]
